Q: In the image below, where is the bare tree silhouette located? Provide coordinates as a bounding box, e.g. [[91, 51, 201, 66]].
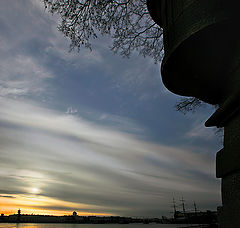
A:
[[43, 0, 206, 113]]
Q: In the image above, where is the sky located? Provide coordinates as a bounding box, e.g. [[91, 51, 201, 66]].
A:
[[0, 0, 222, 218]]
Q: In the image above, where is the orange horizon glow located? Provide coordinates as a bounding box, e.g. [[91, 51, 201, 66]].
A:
[[1, 209, 114, 217], [0, 194, 115, 217]]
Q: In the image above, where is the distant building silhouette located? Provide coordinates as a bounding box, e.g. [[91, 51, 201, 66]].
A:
[[17, 209, 21, 223]]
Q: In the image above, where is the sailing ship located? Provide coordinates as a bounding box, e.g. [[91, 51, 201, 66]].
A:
[[170, 197, 217, 225]]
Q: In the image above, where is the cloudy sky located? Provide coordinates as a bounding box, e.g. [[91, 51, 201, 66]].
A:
[[0, 0, 222, 217]]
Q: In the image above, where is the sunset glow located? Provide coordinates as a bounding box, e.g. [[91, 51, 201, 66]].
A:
[[0, 195, 114, 216], [0, 0, 221, 218]]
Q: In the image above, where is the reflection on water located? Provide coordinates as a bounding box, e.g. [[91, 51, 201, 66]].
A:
[[0, 223, 189, 228]]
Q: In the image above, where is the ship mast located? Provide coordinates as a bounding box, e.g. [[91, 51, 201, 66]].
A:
[[193, 201, 197, 214], [180, 197, 186, 215], [172, 197, 177, 214]]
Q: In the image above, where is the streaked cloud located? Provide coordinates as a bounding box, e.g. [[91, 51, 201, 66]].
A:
[[186, 122, 215, 140], [0, 54, 54, 97], [0, 0, 221, 218], [0, 195, 16, 199], [0, 98, 220, 216]]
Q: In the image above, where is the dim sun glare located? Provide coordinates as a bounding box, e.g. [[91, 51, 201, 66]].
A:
[[30, 187, 40, 194]]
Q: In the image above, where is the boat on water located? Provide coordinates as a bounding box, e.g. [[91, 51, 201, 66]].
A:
[[169, 197, 218, 225]]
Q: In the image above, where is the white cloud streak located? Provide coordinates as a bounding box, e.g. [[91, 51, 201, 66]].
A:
[[0, 98, 220, 216], [0, 0, 221, 217], [185, 121, 215, 140], [0, 54, 53, 97]]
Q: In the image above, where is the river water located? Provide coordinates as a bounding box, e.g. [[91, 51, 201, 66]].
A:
[[0, 224, 194, 228]]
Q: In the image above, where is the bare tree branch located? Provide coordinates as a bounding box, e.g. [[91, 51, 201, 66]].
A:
[[43, 0, 205, 113], [43, 0, 164, 62], [175, 97, 205, 114]]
